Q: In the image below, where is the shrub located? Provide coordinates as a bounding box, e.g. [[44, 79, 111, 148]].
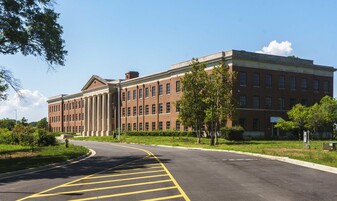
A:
[[125, 131, 196, 137], [221, 126, 244, 141], [0, 128, 12, 144], [36, 129, 56, 146]]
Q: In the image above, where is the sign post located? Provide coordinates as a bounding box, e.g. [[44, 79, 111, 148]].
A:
[[303, 130, 310, 149]]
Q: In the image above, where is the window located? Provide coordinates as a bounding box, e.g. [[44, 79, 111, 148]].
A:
[[239, 118, 246, 129], [145, 122, 149, 131], [176, 101, 180, 112], [239, 96, 246, 108], [159, 122, 163, 130], [166, 121, 170, 130], [239, 72, 247, 86], [145, 87, 149, 98], [139, 106, 143, 115], [159, 85, 163, 95], [253, 119, 259, 131], [289, 98, 295, 108], [152, 86, 156, 97], [133, 90, 136, 100], [301, 78, 307, 90], [265, 74, 272, 88], [133, 106, 137, 116], [166, 102, 170, 113], [176, 121, 180, 130], [313, 80, 319, 91], [127, 123, 131, 131], [290, 77, 296, 90], [145, 105, 149, 115], [139, 123, 143, 131], [323, 81, 329, 92], [152, 104, 156, 114], [278, 98, 285, 110], [301, 99, 308, 106], [176, 81, 181, 92], [166, 83, 171, 94], [159, 103, 163, 114], [133, 123, 137, 131], [139, 88, 143, 99], [152, 122, 156, 130], [127, 91, 131, 100], [127, 107, 131, 116], [252, 96, 260, 109], [279, 75, 285, 89], [265, 97, 272, 109], [253, 73, 260, 87]]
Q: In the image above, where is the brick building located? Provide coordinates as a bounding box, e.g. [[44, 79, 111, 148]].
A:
[[47, 50, 335, 138]]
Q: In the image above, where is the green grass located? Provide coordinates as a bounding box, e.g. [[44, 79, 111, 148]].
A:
[[0, 143, 88, 173], [76, 135, 337, 168]]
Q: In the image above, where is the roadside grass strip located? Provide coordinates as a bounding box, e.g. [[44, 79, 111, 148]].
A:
[[17, 144, 190, 201]]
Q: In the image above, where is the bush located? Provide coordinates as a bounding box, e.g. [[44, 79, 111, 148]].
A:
[[0, 128, 12, 144], [36, 129, 56, 146], [125, 131, 196, 137], [221, 126, 244, 141]]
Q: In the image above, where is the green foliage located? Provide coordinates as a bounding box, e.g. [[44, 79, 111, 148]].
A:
[[125, 131, 197, 137], [36, 117, 48, 130], [179, 59, 208, 142], [36, 129, 56, 146], [0, 128, 12, 144], [221, 126, 244, 141], [0, 0, 67, 100], [0, 118, 16, 130]]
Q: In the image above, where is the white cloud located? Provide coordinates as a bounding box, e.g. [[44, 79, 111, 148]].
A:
[[0, 89, 47, 122], [256, 40, 293, 56]]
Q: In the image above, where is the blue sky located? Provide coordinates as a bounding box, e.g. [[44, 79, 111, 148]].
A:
[[1, 0, 337, 121]]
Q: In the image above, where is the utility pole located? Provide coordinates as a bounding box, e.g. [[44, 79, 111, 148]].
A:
[[117, 80, 121, 141]]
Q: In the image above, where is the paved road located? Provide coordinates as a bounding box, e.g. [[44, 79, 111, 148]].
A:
[[1, 140, 337, 201]]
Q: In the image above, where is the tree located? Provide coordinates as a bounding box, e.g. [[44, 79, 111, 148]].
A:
[[275, 104, 309, 139], [179, 59, 208, 144], [0, 0, 67, 99], [36, 117, 48, 130], [0, 118, 16, 130], [204, 62, 236, 145], [20, 117, 28, 126]]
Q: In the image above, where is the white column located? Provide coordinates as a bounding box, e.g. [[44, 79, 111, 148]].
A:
[[97, 94, 101, 136], [102, 93, 107, 135], [92, 95, 97, 136], [87, 96, 92, 136], [83, 97, 88, 136], [107, 93, 112, 136]]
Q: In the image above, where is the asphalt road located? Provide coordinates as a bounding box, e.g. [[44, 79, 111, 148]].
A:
[[1, 140, 337, 201]]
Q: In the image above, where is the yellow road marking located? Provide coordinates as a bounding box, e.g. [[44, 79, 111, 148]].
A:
[[64, 174, 169, 187], [101, 165, 162, 174], [17, 156, 148, 201], [141, 194, 184, 201], [69, 186, 177, 201], [30, 179, 172, 198], [86, 169, 165, 179], [112, 144, 191, 201]]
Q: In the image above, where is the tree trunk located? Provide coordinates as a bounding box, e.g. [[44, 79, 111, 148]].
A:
[[197, 131, 201, 144], [210, 131, 214, 146]]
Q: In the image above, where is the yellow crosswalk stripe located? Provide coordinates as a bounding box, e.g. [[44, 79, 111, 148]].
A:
[[85, 169, 166, 180], [64, 174, 169, 187], [30, 179, 172, 198], [141, 194, 184, 201], [69, 186, 177, 201]]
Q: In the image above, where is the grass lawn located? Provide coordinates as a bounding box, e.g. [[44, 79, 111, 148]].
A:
[[76, 135, 337, 168], [0, 143, 88, 174]]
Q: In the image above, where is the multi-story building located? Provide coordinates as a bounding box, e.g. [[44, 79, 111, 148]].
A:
[[47, 50, 335, 138]]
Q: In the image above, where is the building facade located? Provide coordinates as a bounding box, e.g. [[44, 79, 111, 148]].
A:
[[47, 50, 335, 138]]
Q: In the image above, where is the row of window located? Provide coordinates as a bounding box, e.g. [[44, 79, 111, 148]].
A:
[[239, 118, 259, 131], [122, 121, 187, 131], [122, 102, 180, 117], [239, 72, 330, 92], [63, 113, 84, 122], [122, 81, 181, 101], [63, 100, 84, 111], [49, 105, 61, 112], [50, 116, 61, 123], [62, 126, 84, 133], [239, 95, 312, 110]]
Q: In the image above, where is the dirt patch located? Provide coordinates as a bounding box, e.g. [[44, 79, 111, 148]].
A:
[[0, 152, 37, 159]]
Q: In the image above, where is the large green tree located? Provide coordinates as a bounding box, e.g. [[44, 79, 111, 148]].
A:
[[36, 117, 48, 130], [179, 59, 208, 144], [204, 62, 236, 145], [0, 0, 67, 100]]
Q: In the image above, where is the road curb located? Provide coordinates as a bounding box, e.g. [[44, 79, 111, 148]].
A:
[[0, 148, 96, 180], [145, 144, 337, 175]]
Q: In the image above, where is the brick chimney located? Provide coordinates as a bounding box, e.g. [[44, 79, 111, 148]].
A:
[[125, 71, 139, 80]]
